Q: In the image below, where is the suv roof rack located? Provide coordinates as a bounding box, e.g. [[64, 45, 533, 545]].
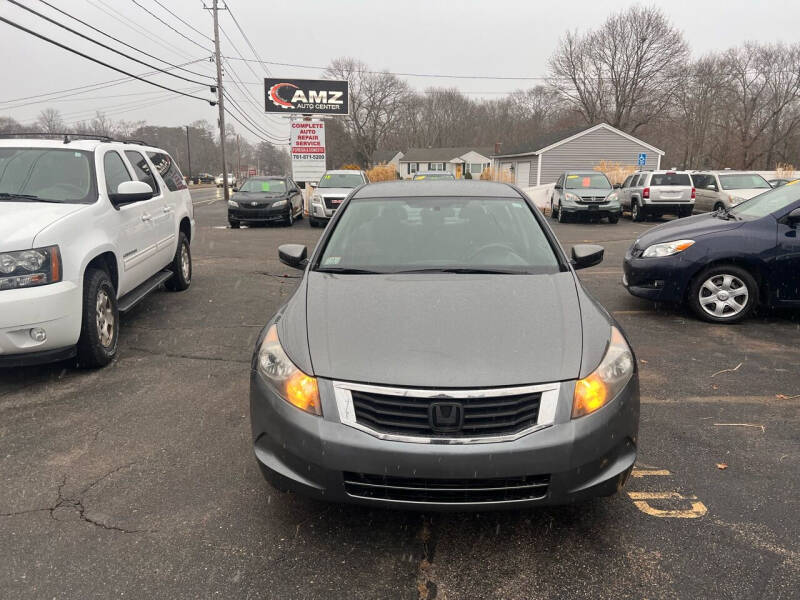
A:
[[0, 132, 150, 145]]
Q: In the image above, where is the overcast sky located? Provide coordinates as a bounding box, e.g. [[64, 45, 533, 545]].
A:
[[1, 0, 798, 144]]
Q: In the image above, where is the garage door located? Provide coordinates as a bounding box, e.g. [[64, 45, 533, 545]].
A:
[[515, 162, 531, 187]]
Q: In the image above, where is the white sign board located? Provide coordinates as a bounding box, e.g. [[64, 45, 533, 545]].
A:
[[290, 121, 326, 182]]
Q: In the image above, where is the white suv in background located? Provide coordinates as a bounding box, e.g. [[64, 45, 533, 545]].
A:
[[0, 135, 195, 368], [309, 170, 369, 227], [617, 170, 695, 221]]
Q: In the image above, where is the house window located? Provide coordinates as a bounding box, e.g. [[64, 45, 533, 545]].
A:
[[469, 163, 484, 175], [429, 162, 445, 171], [409, 163, 418, 174]]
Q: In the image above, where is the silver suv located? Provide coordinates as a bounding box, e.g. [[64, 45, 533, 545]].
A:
[[690, 171, 771, 213], [550, 171, 621, 224], [618, 170, 694, 221], [309, 170, 368, 227]]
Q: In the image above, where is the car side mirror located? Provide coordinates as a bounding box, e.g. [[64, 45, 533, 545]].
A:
[[554, 184, 562, 190], [232, 187, 239, 192], [571, 244, 604, 270], [110, 180, 154, 207], [786, 207, 800, 225], [309, 182, 318, 188], [278, 244, 308, 270], [612, 183, 621, 189], [706, 184, 717, 190]]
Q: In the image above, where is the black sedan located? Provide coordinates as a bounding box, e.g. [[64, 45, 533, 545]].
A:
[[227, 176, 304, 228], [623, 182, 800, 322], [249, 181, 639, 510]]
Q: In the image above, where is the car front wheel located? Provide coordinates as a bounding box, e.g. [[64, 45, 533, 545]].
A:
[[551, 199, 558, 219], [631, 201, 645, 222], [76, 268, 119, 368], [688, 266, 757, 323], [165, 232, 191, 291], [557, 203, 568, 223]]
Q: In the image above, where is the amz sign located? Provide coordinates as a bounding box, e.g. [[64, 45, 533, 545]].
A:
[[264, 78, 349, 115]]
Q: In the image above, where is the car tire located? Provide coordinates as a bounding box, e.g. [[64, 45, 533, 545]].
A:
[[679, 206, 693, 218], [688, 265, 757, 324], [550, 199, 558, 219], [310, 217, 321, 228], [557, 203, 568, 223], [285, 207, 294, 227], [608, 214, 619, 224], [714, 202, 725, 213], [632, 201, 645, 222], [165, 232, 191, 292], [229, 219, 240, 229], [76, 268, 118, 368]]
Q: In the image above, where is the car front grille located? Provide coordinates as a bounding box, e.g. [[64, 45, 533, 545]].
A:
[[343, 472, 550, 503], [579, 196, 606, 203], [323, 196, 345, 210], [350, 389, 542, 438]]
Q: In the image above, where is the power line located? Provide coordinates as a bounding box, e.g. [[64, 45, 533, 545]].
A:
[[152, 0, 213, 42], [0, 58, 209, 106], [222, 90, 287, 143], [225, 1, 271, 77], [32, 0, 215, 82], [224, 106, 288, 145], [7, 1, 212, 87], [0, 16, 213, 103], [130, 0, 211, 54]]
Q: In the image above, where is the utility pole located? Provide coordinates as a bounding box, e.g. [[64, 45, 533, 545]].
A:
[[185, 125, 192, 182], [209, 0, 229, 201]]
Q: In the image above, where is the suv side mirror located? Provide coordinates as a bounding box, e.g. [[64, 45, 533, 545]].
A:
[[706, 184, 717, 191], [571, 244, 604, 270], [110, 180, 153, 207], [309, 182, 318, 188], [786, 207, 800, 225], [554, 184, 563, 190], [612, 183, 621, 189], [278, 244, 308, 270]]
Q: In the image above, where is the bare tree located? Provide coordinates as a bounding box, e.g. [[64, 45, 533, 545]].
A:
[[549, 5, 689, 133], [325, 57, 412, 166], [36, 108, 65, 133]]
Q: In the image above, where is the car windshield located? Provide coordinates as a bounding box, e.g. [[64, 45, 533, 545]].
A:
[[719, 174, 771, 190], [650, 173, 691, 186], [730, 182, 800, 219], [414, 174, 454, 180], [318, 173, 364, 188], [0, 147, 96, 203], [316, 196, 561, 274], [239, 178, 286, 193], [564, 173, 611, 189]]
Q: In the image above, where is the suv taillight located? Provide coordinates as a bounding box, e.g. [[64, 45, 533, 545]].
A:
[[691, 187, 696, 199], [643, 187, 650, 199]]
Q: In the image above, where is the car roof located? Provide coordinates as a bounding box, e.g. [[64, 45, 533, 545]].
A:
[[693, 170, 763, 175], [353, 180, 520, 198], [247, 175, 285, 179], [564, 170, 605, 175], [638, 170, 691, 174], [0, 137, 166, 154], [325, 169, 364, 175]]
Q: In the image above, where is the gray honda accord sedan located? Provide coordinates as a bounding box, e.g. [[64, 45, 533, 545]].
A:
[[250, 180, 639, 510]]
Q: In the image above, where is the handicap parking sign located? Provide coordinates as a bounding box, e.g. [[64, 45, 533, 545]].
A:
[[637, 153, 647, 167]]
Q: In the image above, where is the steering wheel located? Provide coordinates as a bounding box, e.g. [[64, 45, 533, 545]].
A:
[[466, 242, 525, 264]]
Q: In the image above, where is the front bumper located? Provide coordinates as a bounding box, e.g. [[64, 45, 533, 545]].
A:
[[250, 373, 639, 510], [0, 281, 82, 364], [228, 204, 287, 222], [623, 250, 692, 303], [561, 203, 621, 217], [310, 202, 336, 219]]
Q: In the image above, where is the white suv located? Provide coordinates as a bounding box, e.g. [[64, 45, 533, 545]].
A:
[[0, 135, 195, 368]]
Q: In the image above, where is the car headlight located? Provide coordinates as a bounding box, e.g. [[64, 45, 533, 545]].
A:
[[272, 199, 287, 208], [256, 324, 321, 416], [727, 195, 745, 206], [641, 239, 695, 258], [312, 194, 323, 204], [0, 246, 62, 290], [605, 192, 619, 203], [573, 326, 634, 419], [227, 200, 238, 207], [564, 192, 581, 203]]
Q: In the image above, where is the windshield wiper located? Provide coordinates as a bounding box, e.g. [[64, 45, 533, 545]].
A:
[[0, 193, 60, 203], [316, 267, 384, 274], [395, 267, 528, 274]]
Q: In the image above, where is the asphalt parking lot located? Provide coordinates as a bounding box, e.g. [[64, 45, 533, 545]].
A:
[[1, 186, 798, 600]]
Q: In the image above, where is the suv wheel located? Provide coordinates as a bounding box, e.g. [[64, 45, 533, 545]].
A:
[[76, 268, 118, 368], [557, 202, 568, 223], [229, 219, 240, 229], [679, 206, 693, 218], [631, 201, 645, 222], [714, 202, 725, 213], [285, 207, 294, 227], [550, 199, 558, 219], [688, 266, 757, 323], [608, 214, 619, 224], [165, 232, 191, 291]]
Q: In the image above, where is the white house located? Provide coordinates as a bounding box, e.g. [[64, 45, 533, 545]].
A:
[[398, 147, 493, 179]]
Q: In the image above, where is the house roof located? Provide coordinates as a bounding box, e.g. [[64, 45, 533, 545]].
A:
[[494, 123, 664, 157], [371, 150, 402, 164], [400, 146, 494, 163]]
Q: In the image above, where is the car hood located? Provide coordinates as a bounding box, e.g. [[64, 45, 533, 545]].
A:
[[634, 213, 745, 250], [315, 187, 353, 196], [232, 192, 288, 202], [303, 271, 584, 388], [0, 202, 88, 250], [729, 188, 769, 200]]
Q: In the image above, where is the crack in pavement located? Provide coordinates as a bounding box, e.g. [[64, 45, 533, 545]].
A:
[[126, 346, 250, 364], [416, 515, 439, 600], [253, 271, 302, 280], [1, 465, 154, 535]]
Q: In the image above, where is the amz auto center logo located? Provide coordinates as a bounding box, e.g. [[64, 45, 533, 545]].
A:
[[264, 78, 349, 115]]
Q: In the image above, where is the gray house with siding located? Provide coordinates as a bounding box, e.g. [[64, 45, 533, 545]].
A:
[[492, 123, 664, 188]]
